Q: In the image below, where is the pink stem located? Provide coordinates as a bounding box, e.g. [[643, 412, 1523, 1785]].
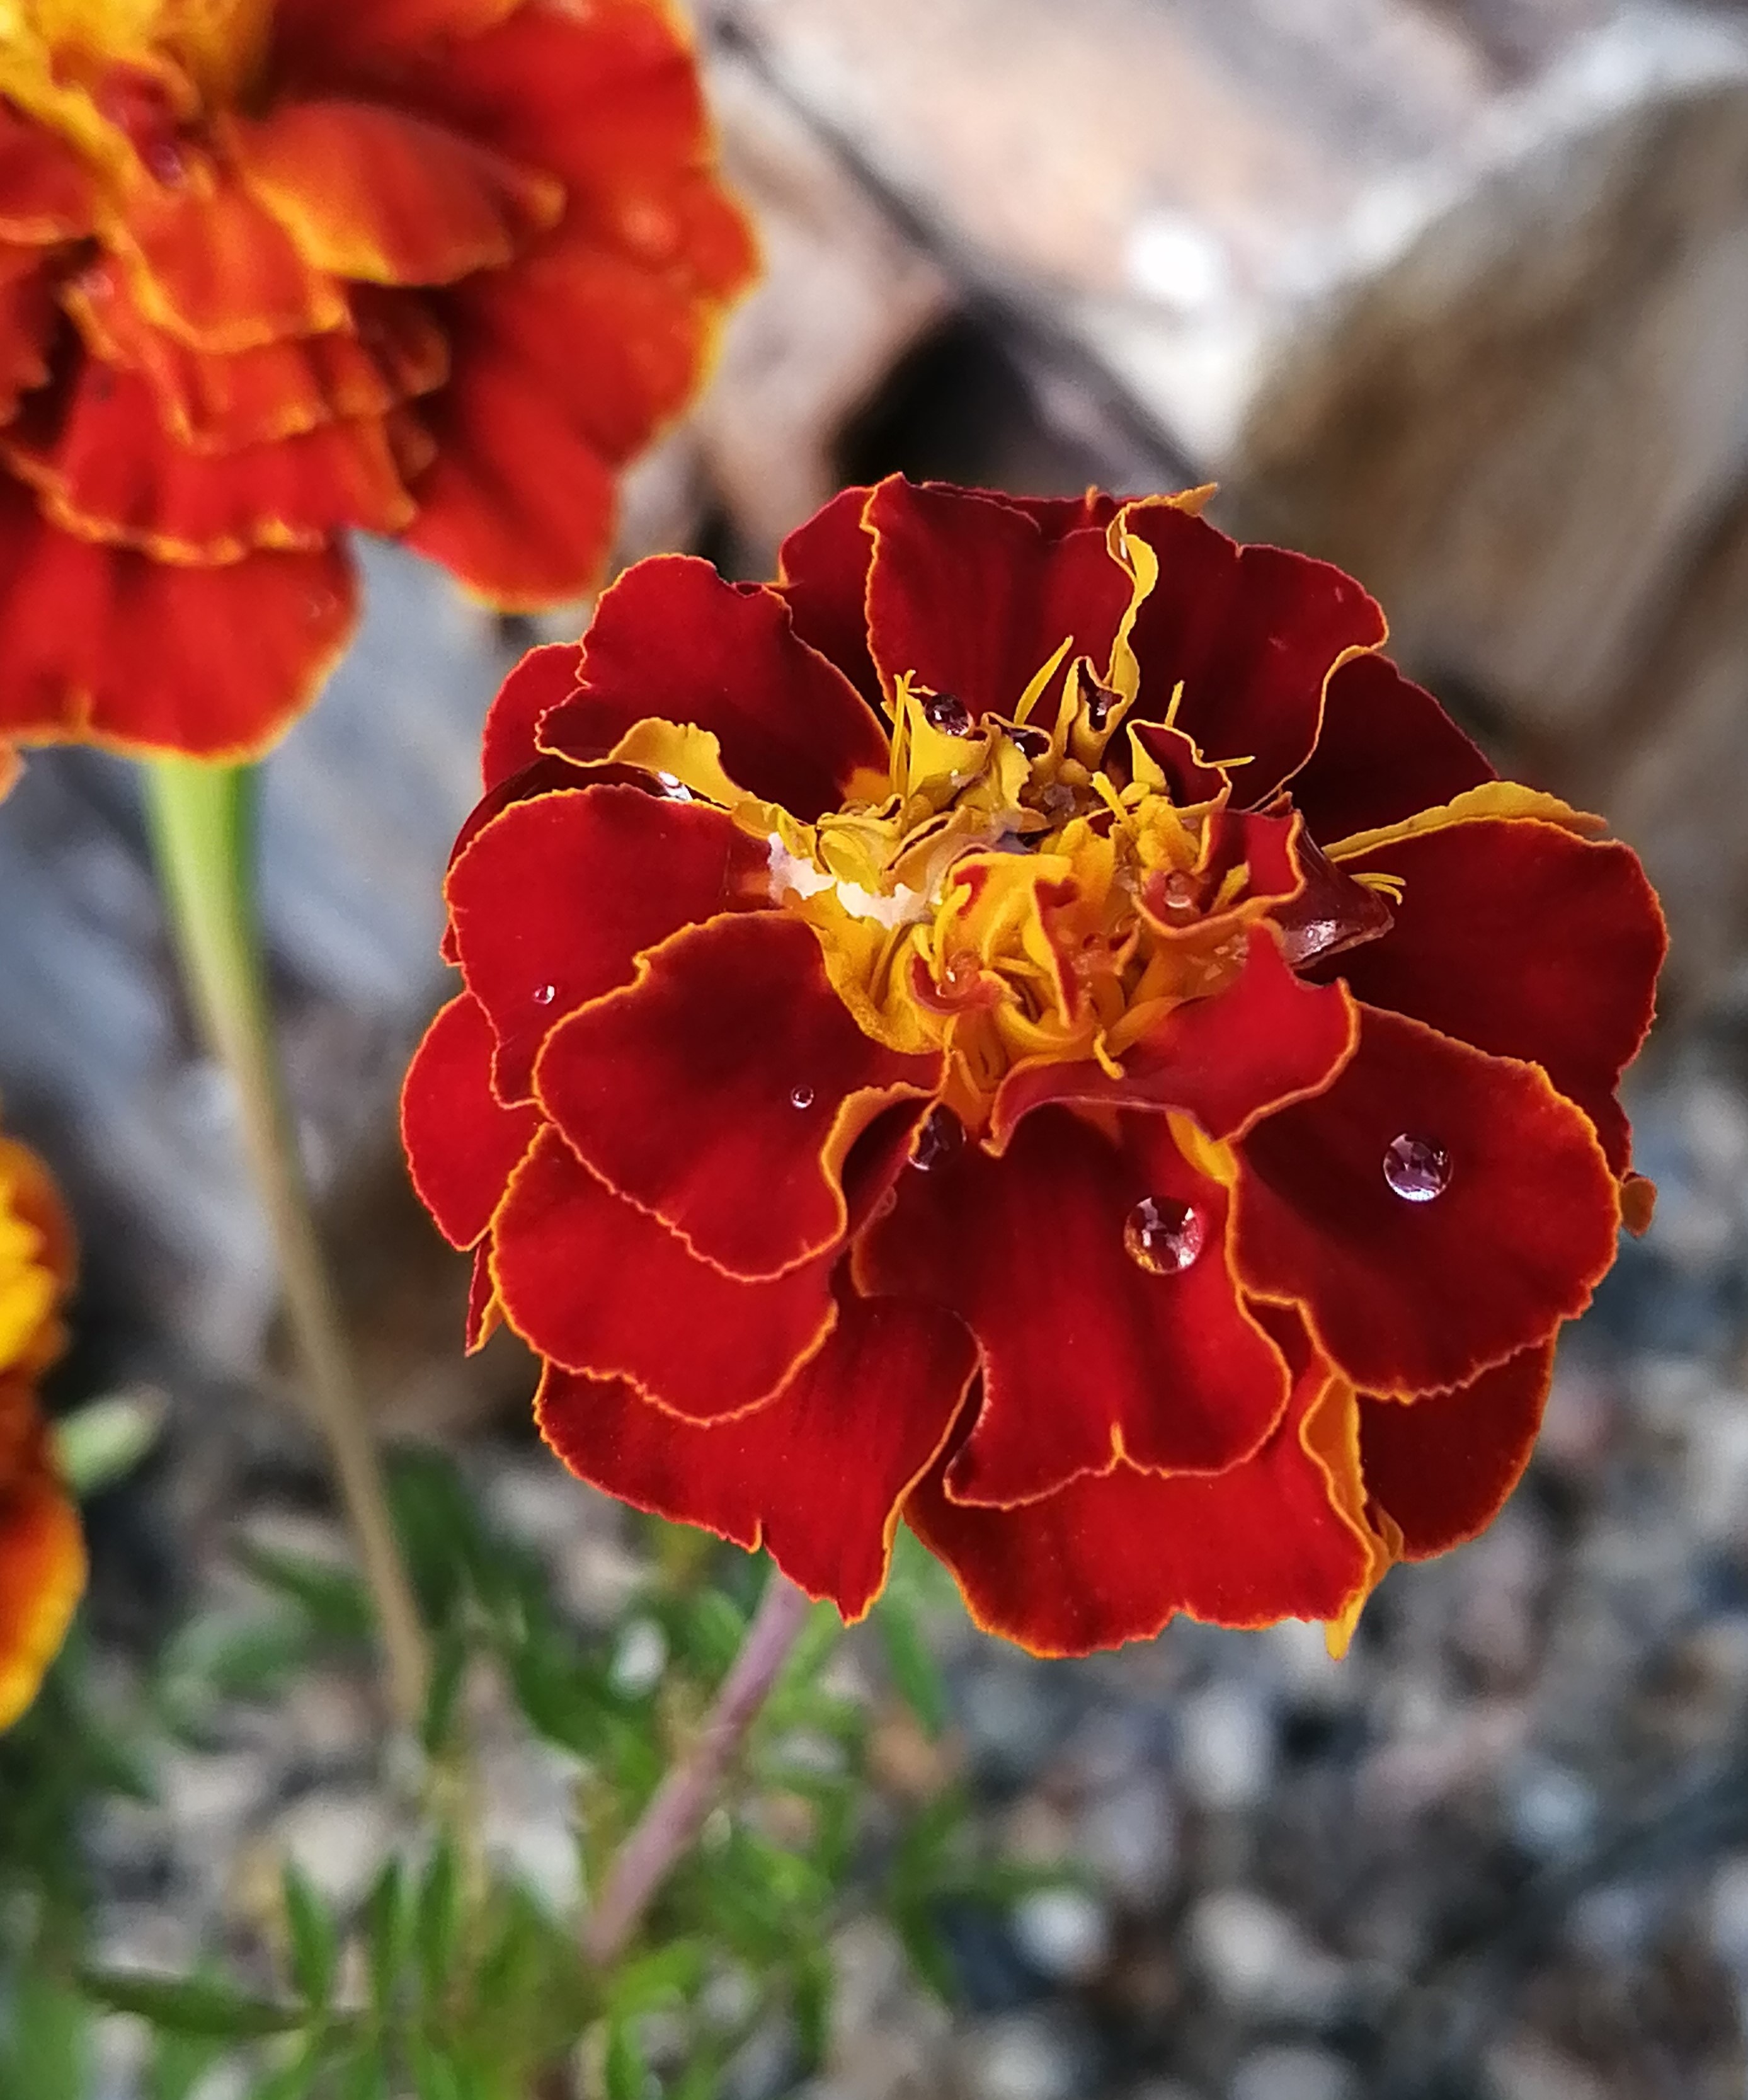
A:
[[583, 1573, 814, 1968]]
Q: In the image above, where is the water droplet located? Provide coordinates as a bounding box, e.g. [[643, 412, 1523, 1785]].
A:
[[1008, 723, 1052, 760], [922, 691, 974, 738], [532, 983, 557, 1006], [1382, 1133, 1450, 1203], [1124, 1196, 1205, 1273], [147, 139, 186, 185], [1160, 871, 1198, 916], [654, 769, 692, 801], [910, 1106, 963, 1172], [1084, 681, 1121, 731], [790, 1084, 815, 1110]]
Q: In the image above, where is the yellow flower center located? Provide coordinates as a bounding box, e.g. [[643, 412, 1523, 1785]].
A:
[[0, 0, 269, 173]]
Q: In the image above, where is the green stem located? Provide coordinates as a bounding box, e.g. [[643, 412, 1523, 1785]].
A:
[[144, 755, 429, 1728]]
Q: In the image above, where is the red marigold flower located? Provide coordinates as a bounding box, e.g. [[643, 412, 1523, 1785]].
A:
[[0, 1125, 83, 1725], [0, 0, 754, 760], [402, 478, 1665, 1656]]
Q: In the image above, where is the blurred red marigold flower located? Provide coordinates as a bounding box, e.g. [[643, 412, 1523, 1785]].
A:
[[402, 478, 1665, 1657], [0, 1126, 82, 1726], [0, 0, 754, 762]]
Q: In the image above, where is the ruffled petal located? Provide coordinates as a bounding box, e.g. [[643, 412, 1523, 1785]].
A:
[[990, 926, 1357, 1149], [1358, 1340, 1556, 1560], [776, 483, 879, 706], [113, 158, 349, 352], [379, 0, 748, 288], [864, 478, 1131, 719], [6, 363, 414, 559], [1328, 820, 1665, 1174], [907, 1341, 1371, 1655], [445, 782, 768, 1099], [538, 557, 890, 817], [536, 1295, 977, 1617], [858, 1105, 1289, 1506], [400, 992, 540, 1248], [0, 474, 357, 757], [1122, 504, 1385, 801], [490, 1126, 837, 1420], [537, 912, 940, 1281], [0, 104, 97, 240], [68, 262, 448, 452], [1286, 651, 1493, 846], [230, 98, 561, 285], [1233, 1007, 1618, 1396], [399, 341, 619, 608], [482, 640, 579, 789], [0, 249, 54, 422], [0, 1405, 84, 1731]]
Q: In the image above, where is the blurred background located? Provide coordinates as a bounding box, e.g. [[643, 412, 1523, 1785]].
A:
[[9, 0, 1748, 2093]]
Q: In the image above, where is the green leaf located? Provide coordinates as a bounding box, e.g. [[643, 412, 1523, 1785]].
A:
[[675, 1590, 747, 1681], [415, 1835, 462, 2006], [409, 2040, 466, 2100], [603, 2017, 649, 2100], [0, 1972, 91, 2100], [281, 1862, 337, 2009], [52, 1389, 168, 1498], [363, 1860, 410, 2015], [420, 1626, 469, 1759], [874, 1593, 947, 1739], [147, 2029, 227, 2100], [77, 1970, 310, 2040], [338, 2051, 391, 2100], [605, 1940, 706, 2018], [237, 1542, 373, 1645], [772, 1602, 840, 1701], [792, 1947, 833, 2072]]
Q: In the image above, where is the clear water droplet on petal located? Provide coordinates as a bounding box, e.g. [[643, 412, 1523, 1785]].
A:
[[1383, 1133, 1450, 1202], [654, 770, 692, 801], [532, 983, 557, 1007], [790, 1084, 815, 1110], [1124, 1196, 1205, 1273], [922, 691, 974, 738], [910, 1106, 963, 1171]]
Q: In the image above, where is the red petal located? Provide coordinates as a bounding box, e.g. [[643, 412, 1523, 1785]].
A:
[[231, 98, 560, 285], [864, 478, 1131, 719], [539, 557, 890, 817], [113, 159, 348, 352], [379, 0, 747, 288], [990, 926, 1357, 1147], [1123, 505, 1385, 801], [70, 262, 448, 452], [1286, 651, 1493, 846], [776, 483, 879, 707], [0, 1390, 84, 1729], [859, 1105, 1289, 1506], [491, 1127, 837, 1420], [538, 912, 939, 1280], [0, 249, 53, 422], [7, 363, 414, 558], [1233, 1007, 1619, 1396], [0, 474, 356, 757], [1328, 820, 1664, 1175], [0, 105, 96, 241], [907, 1344, 1371, 1655], [536, 1295, 977, 1618], [446, 782, 768, 1099], [268, 0, 517, 69], [441, 234, 733, 463], [1359, 1340, 1555, 1559], [399, 340, 618, 607], [482, 640, 580, 788], [401, 992, 540, 1248]]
